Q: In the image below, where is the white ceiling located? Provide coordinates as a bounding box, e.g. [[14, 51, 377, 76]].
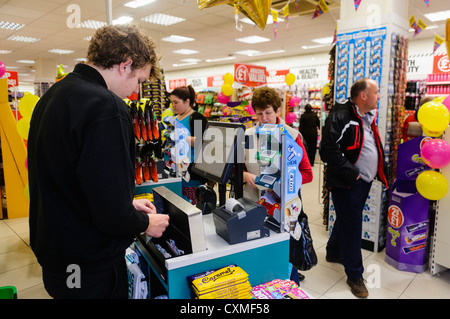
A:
[[0, 0, 448, 85]]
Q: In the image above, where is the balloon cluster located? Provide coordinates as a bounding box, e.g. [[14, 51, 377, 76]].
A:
[[221, 72, 234, 97], [415, 95, 450, 201]]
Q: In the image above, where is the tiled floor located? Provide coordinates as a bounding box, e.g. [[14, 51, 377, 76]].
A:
[[0, 164, 449, 299]]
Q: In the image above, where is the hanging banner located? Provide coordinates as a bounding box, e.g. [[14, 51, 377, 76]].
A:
[[282, 3, 289, 31], [271, 9, 278, 39], [354, 0, 362, 11], [433, 35, 444, 54], [234, 63, 267, 87], [424, 0, 429, 7], [312, 0, 329, 19], [414, 19, 427, 38]]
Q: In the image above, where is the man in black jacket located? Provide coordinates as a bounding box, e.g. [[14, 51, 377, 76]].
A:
[[28, 25, 169, 299], [319, 78, 387, 298]]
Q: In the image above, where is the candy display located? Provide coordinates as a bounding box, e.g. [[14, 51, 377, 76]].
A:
[[251, 279, 313, 299], [188, 265, 251, 299]]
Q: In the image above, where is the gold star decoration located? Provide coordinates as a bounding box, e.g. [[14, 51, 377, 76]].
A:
[[197, 0, 272, 30]]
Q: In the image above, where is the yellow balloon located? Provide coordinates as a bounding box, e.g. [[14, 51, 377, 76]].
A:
[[418, 101, 450, 132], [17, 117, 30, 140], [223, 72, 234, 85], [285, 73, 295, 86], [433, 96, 446, 103], [422, 126, 443, 137], [221, 84, 233, 96], [18, 94, 39, 118], [416, 170, 448, 200]]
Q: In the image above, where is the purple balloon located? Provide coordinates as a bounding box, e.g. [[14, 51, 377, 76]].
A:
[[421, 139, 450, 168]]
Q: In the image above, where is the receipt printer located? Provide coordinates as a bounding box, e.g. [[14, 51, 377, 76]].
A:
[[212, 197, 270, 245]]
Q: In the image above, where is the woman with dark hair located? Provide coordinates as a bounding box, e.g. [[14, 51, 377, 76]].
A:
[[169, 85, 208, 205]]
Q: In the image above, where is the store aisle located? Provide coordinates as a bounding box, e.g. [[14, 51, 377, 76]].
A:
[[0, 163, 449, 299]]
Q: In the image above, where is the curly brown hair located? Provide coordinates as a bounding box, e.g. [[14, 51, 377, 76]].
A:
[[86, 24, 160, 79], [251, 87, 281, 112]]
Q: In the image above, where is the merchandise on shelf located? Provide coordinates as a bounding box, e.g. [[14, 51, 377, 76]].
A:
[[426, 73, 450, 96]]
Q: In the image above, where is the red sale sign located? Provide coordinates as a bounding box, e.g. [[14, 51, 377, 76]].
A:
[[433, 52, 450, 74], [5, 70, 18, 88], [234, 63, 267, 87], [168, 78, 187, 91], [266, 69, 290, 85]]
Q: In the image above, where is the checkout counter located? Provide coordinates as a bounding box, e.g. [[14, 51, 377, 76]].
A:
[[134, 186, 289, 299]]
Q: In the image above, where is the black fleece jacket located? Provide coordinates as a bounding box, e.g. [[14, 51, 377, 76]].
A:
[[28, 63, 149, 271], [319, 99, 388, 189]]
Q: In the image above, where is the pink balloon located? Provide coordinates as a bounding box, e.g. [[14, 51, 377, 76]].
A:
[[217, 92, 230, 104], [421, 139, 450, 168], [0, 61, 6, 78], [443, 95, 450, 113], [247, 102, 255, 115], [289, 96, 301, 108], [285, 112, 297, 124]]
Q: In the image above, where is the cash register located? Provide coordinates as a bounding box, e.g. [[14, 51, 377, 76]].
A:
[[212, 197, 270, 245]]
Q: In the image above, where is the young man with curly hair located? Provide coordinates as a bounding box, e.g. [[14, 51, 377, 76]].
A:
[[28, 24, 169, 299]]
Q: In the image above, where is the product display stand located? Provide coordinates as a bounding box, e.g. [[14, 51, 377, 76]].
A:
[[254, 124, 303, 237], [430, 127, 450, 275]]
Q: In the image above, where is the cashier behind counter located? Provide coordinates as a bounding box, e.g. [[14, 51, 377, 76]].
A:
[[212, 197, 269, 245]]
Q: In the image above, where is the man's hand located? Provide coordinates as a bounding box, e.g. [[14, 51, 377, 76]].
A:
[[145, 214, 169, 238], [243, 171, 257, 189], [133, 198, 156, 214]]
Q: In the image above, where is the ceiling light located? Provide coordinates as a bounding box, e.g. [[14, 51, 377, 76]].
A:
[[173, 49, 199, 55], [74, 58, 87, 62], [78, 20, 107, 29], [124, 0, 156, 8], [424, 10, 450, 22], [180, 58, 201, 63], [301, 44, 329, 50], [205, 56, 236, 62], [48, 49, 74, 55], [0, 21, 25, 31], [173, 62, 198, 67], [236, 36, 270, 44], [113, 16, 134, 25], [0, 50, 12, 54], [311, 36, 334, 45], [235, 50, 261, 56], [141, 13, 185, 26], [252, 49, 286, 56], [162, 35, 195, 43], [7, 35, 40, 43], [16, 60, 35, 64]]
